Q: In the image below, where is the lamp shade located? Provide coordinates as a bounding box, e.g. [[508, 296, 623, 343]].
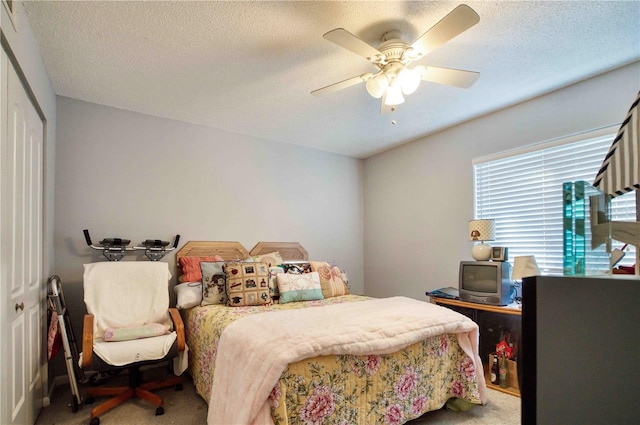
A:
[[512, 255, 540, 281], [384, 82, 405, 106], [468, 219, 495, 242], [365, 74, 389, 99], [468, 219, 495, 260], [398, 67, 421, 95]]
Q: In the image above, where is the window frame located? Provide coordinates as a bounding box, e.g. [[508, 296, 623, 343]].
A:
[[473, 125, 637, 274]]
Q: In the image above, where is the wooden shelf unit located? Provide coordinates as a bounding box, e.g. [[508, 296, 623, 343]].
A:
[[432, 297, 522, 315], [431, 297, 521, 397]]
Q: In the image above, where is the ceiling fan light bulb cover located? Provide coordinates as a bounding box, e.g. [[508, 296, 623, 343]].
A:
[[366, 75, 388, 98], [398, 68, 421, 95], [384, 84, 405, 106]]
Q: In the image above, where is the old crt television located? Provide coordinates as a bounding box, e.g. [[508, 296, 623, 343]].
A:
[[458, 261, 512, 305]]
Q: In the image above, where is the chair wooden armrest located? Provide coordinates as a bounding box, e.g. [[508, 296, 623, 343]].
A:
[[168, 308, 185, 351], [82, 314, 94, 367]]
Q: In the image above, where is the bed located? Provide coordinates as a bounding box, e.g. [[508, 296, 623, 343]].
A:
[[176, 241, 487, 425]]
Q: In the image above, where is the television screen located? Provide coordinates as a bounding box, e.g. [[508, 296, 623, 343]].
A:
[[461, 264, 497, 293]]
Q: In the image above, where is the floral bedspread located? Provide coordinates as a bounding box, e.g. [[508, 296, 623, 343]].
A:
[[182, 295, 483, 425]]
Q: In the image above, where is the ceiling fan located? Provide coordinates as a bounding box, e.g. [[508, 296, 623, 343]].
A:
[[311, 4, 481, 114]]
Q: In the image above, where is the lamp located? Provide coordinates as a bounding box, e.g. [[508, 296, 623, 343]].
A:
[[397, 67, 421, 95], [384, 81, 405, 106], [511, 255, 540, 281], [365, 73, 389, 99], [468, 219, 495, 260], [366, 65, 421, 106]]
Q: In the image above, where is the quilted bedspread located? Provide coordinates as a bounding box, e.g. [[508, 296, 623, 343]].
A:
[[182, 295, 486, 425]]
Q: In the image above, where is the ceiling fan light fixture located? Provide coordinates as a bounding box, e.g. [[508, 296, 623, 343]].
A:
[[384, 82, 405, 106], [398, 67, 421, 95], [365, 74, 389, 98], [313, 5, 480, 115]]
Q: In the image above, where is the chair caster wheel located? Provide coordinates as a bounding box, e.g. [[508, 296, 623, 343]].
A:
[[90, 417, 100, 425], [175, 383, 183, 391], [156, 406, 164, 416], [85, 397, 95, 405]]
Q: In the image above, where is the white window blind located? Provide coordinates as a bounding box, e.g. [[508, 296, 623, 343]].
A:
[[474, 132, 637, 274]]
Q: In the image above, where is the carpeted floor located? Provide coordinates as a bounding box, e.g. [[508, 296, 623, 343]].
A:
[[36, 368, 520, 425]]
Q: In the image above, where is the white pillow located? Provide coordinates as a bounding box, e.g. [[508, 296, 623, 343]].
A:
[[276, 271, 323, 304], [174, 281, 202, 309]]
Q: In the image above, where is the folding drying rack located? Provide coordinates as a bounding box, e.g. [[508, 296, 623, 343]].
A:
[[48, 275, 85, 412]]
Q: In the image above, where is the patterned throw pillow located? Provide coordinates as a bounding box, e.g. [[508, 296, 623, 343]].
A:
[[251, 251, 284, 267], [268, 266, 284, 301], [281, 262, 312, 274], [178, 255, 224, 283], [276, 271, 324, 304], [200, 261, 228, 306], [341, 269, 350, 289], [224, 262, 271, 307], [310, 261, 350, 298]]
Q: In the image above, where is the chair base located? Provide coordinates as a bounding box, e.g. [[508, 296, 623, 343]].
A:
[[86, 366, 183, 423]]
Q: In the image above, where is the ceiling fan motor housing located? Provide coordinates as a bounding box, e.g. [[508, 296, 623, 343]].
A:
[[374, 39, 412, 66]]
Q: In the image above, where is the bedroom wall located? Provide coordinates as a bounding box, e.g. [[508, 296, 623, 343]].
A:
[[54, 96, 364, 347], [363, 60, 640, 300]]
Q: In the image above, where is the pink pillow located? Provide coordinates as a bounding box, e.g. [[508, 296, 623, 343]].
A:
[[179, 255, 224, 282], [310, 261, 350, 298], [104, 323, 169, 342]]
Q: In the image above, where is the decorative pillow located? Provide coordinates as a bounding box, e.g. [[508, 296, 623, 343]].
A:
[[251, 251, 284, 267], [328, 260, 350, 289], [200, 261, 228, 306], [310, 261, 350, 298], [178, 255, 224, 283], [224, 262, 271, 307], [281, 262, 312, 274], [276, 271, 324, 304], [174, 281, 203, 309], [340, 269, 350, 289], [268, 266, 285, 300], [104, 323, 169, 342]]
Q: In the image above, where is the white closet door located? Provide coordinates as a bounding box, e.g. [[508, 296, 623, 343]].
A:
[[1, 47, 45, 425]]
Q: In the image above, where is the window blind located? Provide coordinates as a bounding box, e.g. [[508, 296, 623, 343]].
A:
[[474, 133, 637, 274]]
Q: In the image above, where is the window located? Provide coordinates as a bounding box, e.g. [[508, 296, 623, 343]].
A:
[[474, 127, 637, 274]]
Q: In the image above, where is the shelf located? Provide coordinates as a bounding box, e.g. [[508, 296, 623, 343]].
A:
[[432, 296, 521, 397], [432, 297, 522, 316], [483, 364, 520, 397]]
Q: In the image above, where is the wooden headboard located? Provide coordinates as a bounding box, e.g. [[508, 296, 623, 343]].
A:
[[249, 242, 308, 262], [175, 241, 309, 278], [176, 241, 250, 263]]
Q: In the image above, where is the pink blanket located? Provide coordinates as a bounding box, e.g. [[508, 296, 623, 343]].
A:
[[207, 296, 487, 425]]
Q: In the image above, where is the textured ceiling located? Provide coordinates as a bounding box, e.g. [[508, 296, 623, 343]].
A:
[[23, 1, 640, 158]]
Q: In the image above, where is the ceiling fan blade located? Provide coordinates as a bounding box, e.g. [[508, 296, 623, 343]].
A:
[[410, 4, 480, 58], [311, 74, 368, 97], [323, 28, 383, 61], [416, 65, 480, 88]]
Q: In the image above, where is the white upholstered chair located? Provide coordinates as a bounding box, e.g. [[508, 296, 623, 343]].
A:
[[80, 261, 186, 425]]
